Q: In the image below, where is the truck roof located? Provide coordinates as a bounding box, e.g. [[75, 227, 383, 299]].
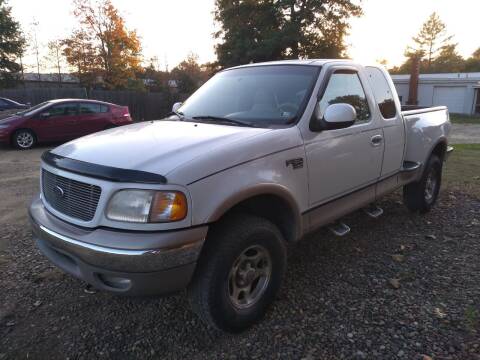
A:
[[227, 59, 356, 70]]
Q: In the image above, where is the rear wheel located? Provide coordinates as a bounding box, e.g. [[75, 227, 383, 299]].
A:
[[403, 154, 442, 213], [188, 213, 286, 332], [13, 129, 36, 150]]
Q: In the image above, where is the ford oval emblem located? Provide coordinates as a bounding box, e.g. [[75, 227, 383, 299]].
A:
[[54, 185, 65, 198]]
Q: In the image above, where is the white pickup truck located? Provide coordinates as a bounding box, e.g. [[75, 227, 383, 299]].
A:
[[30, 60, 452, 332]]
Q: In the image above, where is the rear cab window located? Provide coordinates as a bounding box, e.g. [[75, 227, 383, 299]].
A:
[[365, 67, 397, 119]]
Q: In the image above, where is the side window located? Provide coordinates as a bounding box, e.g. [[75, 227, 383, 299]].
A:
[[79, 103, 101, 114], [46, 103, 78, 117], [365, 67, 397, 119], [319, 70, 371, 123]]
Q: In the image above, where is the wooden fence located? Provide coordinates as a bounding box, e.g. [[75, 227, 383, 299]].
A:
[[0, 87, 182, 121]]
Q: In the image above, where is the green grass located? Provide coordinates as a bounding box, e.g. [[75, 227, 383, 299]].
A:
[[450, 113, 480, 124], [443, 143, 480, 197]]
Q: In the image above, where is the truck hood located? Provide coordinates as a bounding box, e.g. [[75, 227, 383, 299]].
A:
[[51, 120, 273, 181]]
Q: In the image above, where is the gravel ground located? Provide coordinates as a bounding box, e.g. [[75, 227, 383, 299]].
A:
[[450, 124, 480, 144], [1, 145, 479, 360]]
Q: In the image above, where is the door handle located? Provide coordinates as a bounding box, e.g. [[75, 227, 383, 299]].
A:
[[370, 135, 383, 147]]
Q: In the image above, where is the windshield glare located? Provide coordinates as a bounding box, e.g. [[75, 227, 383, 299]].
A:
[[178, 65, 319, 126]]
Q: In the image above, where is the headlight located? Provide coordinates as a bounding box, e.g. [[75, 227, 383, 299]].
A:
[[106, 190, 187, 223], [0, 125, 11, 129]]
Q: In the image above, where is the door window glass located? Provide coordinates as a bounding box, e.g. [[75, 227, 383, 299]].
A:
[[79, 103, 108, 114], [365, 67, 397, 119], [46, 103, 78, 117], [319, 70, 371, 123]]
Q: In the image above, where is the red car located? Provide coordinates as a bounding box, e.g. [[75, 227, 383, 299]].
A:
[[0, 99, 132, 149]]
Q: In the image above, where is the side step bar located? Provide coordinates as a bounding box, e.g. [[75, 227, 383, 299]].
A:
[[328, 222, 351, 237], [363, 204, 383, 219]]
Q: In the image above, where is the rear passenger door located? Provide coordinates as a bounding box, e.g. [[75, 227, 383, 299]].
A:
[[76, 102, 110, 136]]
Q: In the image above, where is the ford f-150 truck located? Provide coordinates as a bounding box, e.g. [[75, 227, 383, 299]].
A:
[[29, 60, 452, 332]]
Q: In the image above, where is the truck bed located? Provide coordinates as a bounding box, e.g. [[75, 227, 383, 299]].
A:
[[401, 106, 450, 169]]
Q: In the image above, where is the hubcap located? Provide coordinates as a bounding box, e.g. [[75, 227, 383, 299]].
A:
[[227, 245, 272, 309], [424, 168, 437, 202], [17, 132, 33, 148]]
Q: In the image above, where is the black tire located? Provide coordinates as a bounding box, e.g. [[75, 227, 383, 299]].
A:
[[188, 213, 287, 332], [12, 129, 36, 150], [403, 154, 442, 213]]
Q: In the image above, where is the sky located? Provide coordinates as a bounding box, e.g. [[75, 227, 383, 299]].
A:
[[8, 0, 480, 73]]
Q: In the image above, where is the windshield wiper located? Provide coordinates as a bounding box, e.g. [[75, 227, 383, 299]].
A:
[[192, 115, 256, 127]]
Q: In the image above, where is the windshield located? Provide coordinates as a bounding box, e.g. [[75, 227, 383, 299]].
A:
[[178, 65, 319, 126], [16, 101, 51, 116]]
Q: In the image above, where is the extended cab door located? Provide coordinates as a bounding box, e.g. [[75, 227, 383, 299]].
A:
[[303, 66, 384, 208], [365, 66, 405, 177]]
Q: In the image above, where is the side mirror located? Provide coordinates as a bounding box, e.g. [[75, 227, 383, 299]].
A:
[[172, 102, 182, 112], [311, 103, 356, 131], [39, 112, 51, 119]]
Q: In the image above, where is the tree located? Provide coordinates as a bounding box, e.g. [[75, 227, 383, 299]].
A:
[[278, 0, 362, 59], [44, 40, 65, 83], [63, 0, 143, 89], [214, 0, 362, 68], [429, 44, 464, 73], [408, 12, 453, 70], [464, 48, 480, 72], [171, 53, 208, 93], [214, 0, 283, 67], [0, 0, 25, 87], [62, 30, 100, 88]]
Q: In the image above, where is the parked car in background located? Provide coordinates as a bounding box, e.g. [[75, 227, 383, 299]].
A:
[[0, 99, 132, 149], [0, 97, 29, 111]]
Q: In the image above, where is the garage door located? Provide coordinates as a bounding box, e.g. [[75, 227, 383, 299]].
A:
[[433, 86, 466, 113]]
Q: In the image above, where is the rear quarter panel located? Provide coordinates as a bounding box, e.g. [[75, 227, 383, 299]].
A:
[[402, 107, 451, 168]]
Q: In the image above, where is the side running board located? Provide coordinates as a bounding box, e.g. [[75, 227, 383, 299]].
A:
[[328, 222, 351, 237], [363, 204, 384, 219]]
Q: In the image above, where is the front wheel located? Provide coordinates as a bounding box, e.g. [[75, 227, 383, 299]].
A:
[[188, 213, 286, 332], [403, 154, 442, 213], [13, 129, 36, 150]]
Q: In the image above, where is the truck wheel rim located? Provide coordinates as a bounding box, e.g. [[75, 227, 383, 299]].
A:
[[17, 132, 33, 148], [424, 169, 437, 202], [227, 245, 272, 309]]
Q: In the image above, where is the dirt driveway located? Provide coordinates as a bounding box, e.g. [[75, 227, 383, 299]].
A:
[[0, 144, 479, 360]]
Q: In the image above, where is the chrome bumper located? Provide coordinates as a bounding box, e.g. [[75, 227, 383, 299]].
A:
[[29, 196, 207, 295]]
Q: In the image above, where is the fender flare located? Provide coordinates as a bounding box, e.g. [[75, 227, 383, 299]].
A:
[[205, 183, 304, 241]]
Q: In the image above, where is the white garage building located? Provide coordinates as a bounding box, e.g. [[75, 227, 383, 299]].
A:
[[391, 73, 480, 115]]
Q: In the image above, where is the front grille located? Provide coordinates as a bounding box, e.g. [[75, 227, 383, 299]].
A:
[[42, 170, 102, 222]]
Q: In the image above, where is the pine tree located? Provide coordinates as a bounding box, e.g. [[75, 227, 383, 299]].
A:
[[0, 0, 25, 87]]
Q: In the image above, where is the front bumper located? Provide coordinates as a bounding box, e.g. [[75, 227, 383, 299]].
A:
[[29, 196, 208, 295]]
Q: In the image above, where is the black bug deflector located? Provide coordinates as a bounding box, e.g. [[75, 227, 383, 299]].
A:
[[42, 151, 167, 184]]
